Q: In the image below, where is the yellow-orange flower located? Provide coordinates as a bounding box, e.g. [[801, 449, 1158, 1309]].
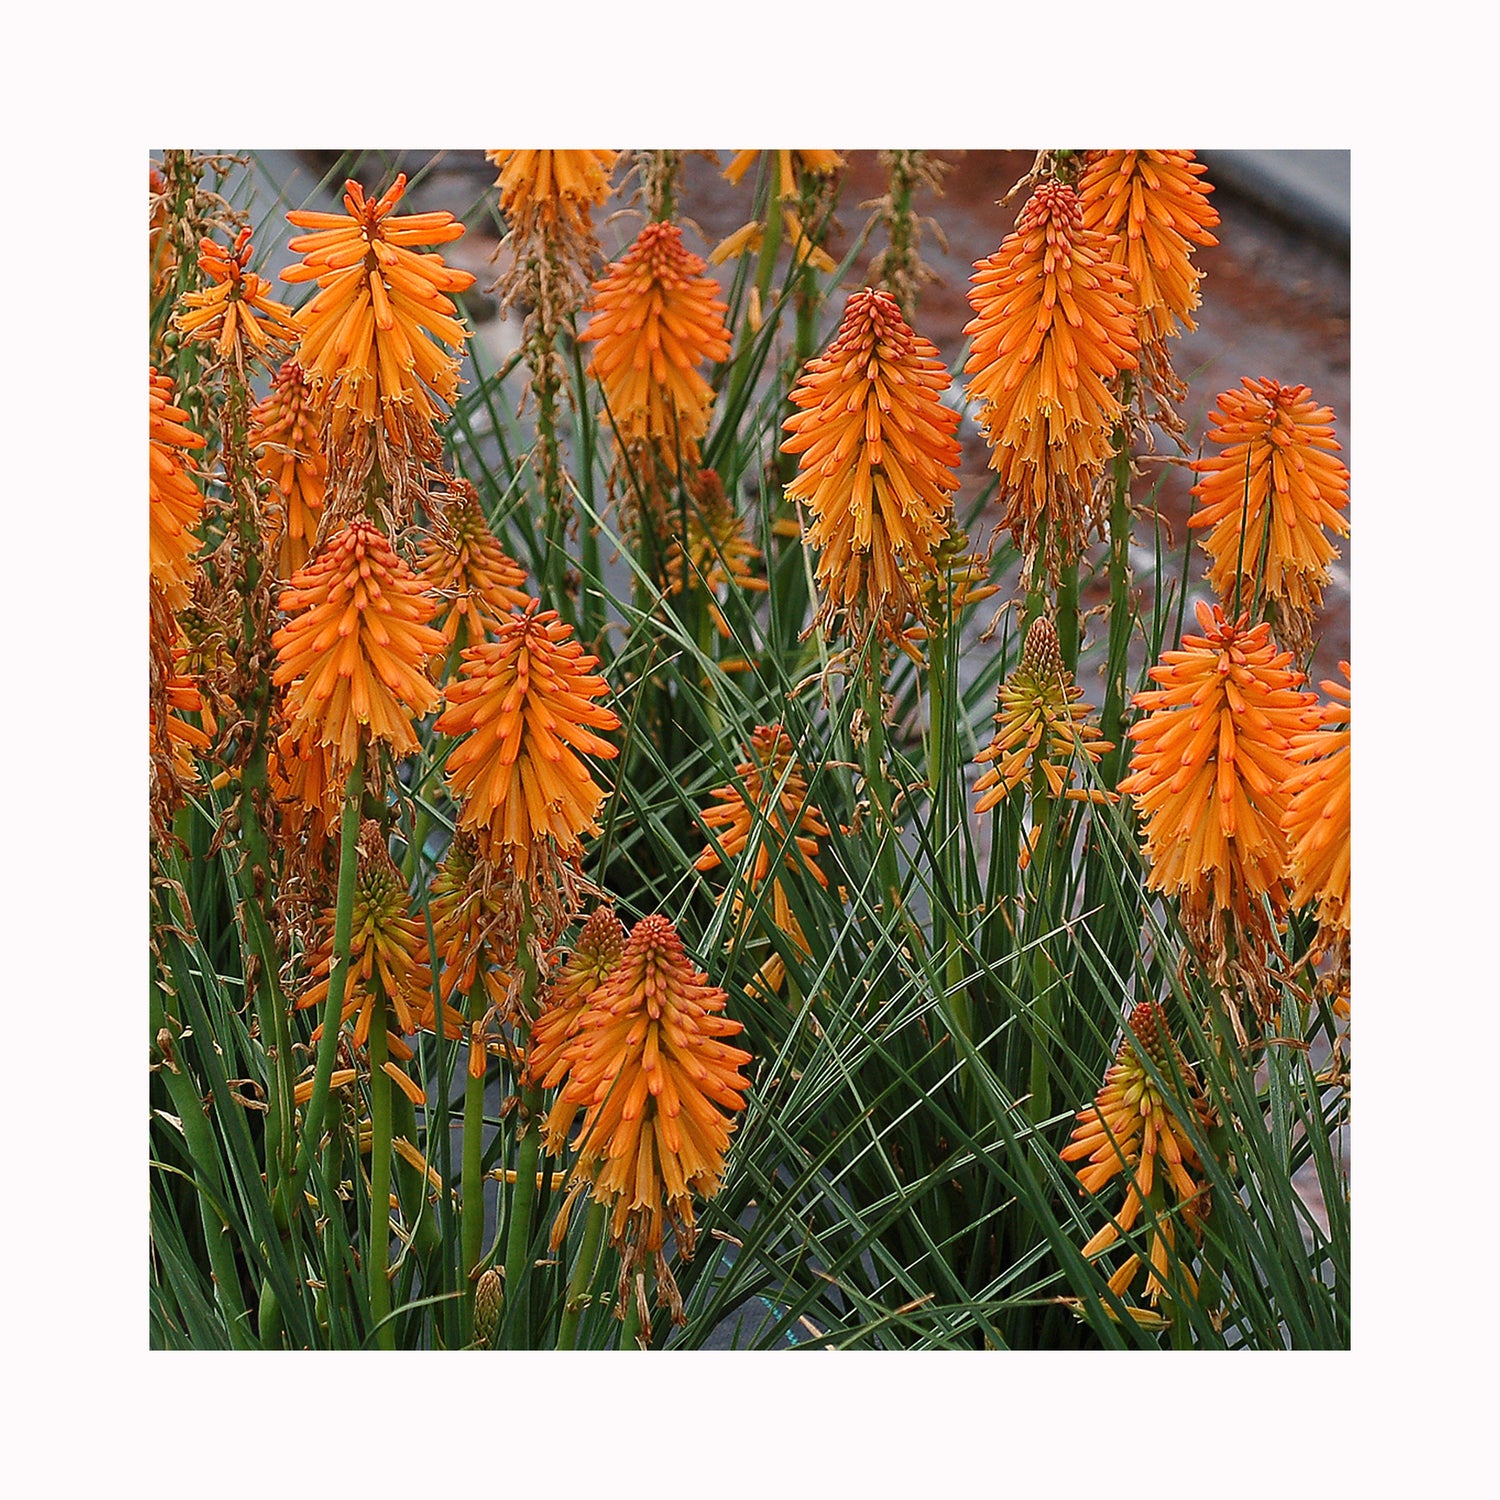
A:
[[963, 180, 1139, 575], [149, 369, 206, 610], [551, 914, 752, 1311], [272, 521, 448, 765], [532, 906, 628, 1151], [697, 724, 829, 891], [579, 221, 732, 467], [664, 468, 768, 634], [1118, 601, 1319, 937], [252, 359, 328, 578], [296, 825, 463, 1100], [1283, 662, 1350, 942], [973, 616, 1114, 815], [1187, 377, 1351, 651], [486, 149, 618, 243], [435, 604, 621, 876], [417, 483, 531, 651], [1077, 151, 1218, 349], [722, 150, 844, 200], [174, 228, 302, 366], [282, 174, 476, 456], [1061, 1002, 1213, 1304], [782, 287, 961, 639]]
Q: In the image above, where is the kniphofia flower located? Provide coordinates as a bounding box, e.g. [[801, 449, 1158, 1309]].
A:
[[579, 221, 732, 469], [173, 228, 302, 368], [272, 521, 448, 766], [973, 616, 1113, 814], [486, 149, 618, 246], [550, 914, 752, 1324], [1283, 662, 1351, 944], [296, 824, 463, 1105], [963, 180, 1139, 576], [714, 151, 844, 276], [417, 482, 531, 651], [722, 149, 844, 200], [1077, 150, 1218, 417], [282, 175, 476, 467], [1061, 1002, 1213, 1304], [149, 369, 206, 610], [782, 287, 961, 639], [696, 725, 829, 891], [434, 603, 620, 878], [1118, 602, 1319, 1006], [1187, 378, 1351, 653], [251, 359, 328, 578]]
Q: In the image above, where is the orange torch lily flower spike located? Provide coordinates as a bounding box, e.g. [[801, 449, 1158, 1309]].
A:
[[271, 521, 448, 768], [1187, 377, 1351, 654], [149, 369, 206, 611], [1077, 150, 1218, 420], [695, 724, 831, 993], [435, 603, 620, 880], [973, 615, 1114, 817], [487, 149, 618, 247], [282, 174, 475, 507], [549, 914, 752, 1331], [417, 482, 531, 652], [782, 287, 961, 641], [174, 228, 302, 369], [963, 180, 1139, 578], [1283, 662, 1351, 988], [251, 359, 328, 579], [1118, 601, 1319, 1015], [1061, 1002, 1214, 1305], [579, 221, 732, 471]]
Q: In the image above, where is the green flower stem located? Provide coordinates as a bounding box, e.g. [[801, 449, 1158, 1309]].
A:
[[532, 319, 570, 615], [862, 643, 903, 918], [501, 902, 545, 1347], [556, 1198, 609, 1351], [460, 985, 488, 1317], [925, 605, 971, 1050], [1101, 391, 1134, 785], [1056, 557, 1080, 677], [367, 998, 396, 1349], [618, 1275, 645, 1350], [1267, 990, 1305, 1176], [502, 1085, 545, 1347], [293, 739, 365, 1187], [1025, 769, 1060, 1128]]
